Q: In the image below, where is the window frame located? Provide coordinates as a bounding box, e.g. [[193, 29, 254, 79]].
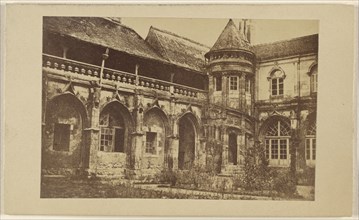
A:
[[309, 65, 318, 94], [229, 76, 238, 91], [245, 78, 251, 93], [145, 132, 158, 155], [215, 75, 222, 91], [100, 127, 114, 152], [305, 120, 316, 167], [264, 120, 290, 166], [99, 113, 126, 153], [268, 69, 285, 98]]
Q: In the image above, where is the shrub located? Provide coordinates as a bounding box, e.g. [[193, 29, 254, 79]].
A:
[[205, 140, 223, 174], [153, 169, 177, 186], [272, 170, 297, 196], [238, 144, 275, 191]]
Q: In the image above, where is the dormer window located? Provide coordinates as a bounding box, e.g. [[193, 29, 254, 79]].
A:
[[269, 69, 285, 97]]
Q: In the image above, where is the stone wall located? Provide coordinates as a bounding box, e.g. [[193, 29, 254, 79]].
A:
[[42, 64, 207, 177], [256, 55, 317, 102]]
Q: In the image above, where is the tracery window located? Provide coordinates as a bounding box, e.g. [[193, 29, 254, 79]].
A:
[[264, 119, 291, 166], [305, 119, 316, 166]]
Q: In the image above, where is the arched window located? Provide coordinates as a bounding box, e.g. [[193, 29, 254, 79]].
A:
[[269, 69, 285, 97], [264, 119, 291, 166], [305, 119, 316, 167], [309, 65, 318, 94], [99, 108, 126, 153], [143, 108, 168, 156]]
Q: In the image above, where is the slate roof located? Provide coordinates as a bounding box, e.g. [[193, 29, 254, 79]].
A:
[[145, 26, 210, 73], [209, 19, 253, 53], [43, 17, 167, 63], [253, 34, 318, 61]]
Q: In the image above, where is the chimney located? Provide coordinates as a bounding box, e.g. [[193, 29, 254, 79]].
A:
[[246, 27, 251, 43], [239, 19, 251, 43]]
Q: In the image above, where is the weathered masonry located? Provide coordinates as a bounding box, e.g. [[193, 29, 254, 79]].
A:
[[42, 17, 318, 178]]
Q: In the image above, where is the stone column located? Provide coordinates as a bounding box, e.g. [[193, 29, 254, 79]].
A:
[[198, 137, 207, 166], [222, 73, 228, 108], [130, 132, 143, 171], [208, 75, 214, 103], [84, 86, 101, 175], [129, 90, 144, 176], [221, 130, 229, 170], [239, 73, 246, 111], [237, 131, 246, 166], [169, 135, 179, 170], [297, 115, 307, 171]]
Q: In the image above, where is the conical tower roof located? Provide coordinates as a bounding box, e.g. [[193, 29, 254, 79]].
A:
[[209, 19, 253, 53]]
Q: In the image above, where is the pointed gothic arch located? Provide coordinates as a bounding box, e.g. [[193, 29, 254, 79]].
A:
[[177, 112, 200, 170], [43, 93, 89, 171], [259, 115, 291, 166], [99, 100, 134, 153], [142, 106, 171, 170]]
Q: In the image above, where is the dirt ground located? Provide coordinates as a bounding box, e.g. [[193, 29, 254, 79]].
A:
[[41, 176, 313, 200]]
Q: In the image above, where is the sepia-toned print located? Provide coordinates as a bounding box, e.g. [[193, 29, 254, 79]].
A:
[[41, 17, 318, 200]]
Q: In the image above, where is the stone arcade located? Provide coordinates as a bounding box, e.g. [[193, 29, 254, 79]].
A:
[[41, 17, 318, 178]]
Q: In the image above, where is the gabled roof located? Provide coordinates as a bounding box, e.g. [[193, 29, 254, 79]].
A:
[[145, 26, 210, 73], [253, 34, 318, 61], [43, 17, 167, 63], [209, 19, 253, 53]]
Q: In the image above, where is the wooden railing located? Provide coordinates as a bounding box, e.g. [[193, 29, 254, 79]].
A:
[[43, 54, 207, 99]]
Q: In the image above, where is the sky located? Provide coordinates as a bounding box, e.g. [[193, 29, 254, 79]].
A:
[[121, 18, 318, 47]]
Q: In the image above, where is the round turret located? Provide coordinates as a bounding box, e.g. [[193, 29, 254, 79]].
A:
[[206, 19, 255, 113]]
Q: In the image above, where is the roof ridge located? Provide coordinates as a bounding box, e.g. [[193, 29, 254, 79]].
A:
[[100, 18, 168, 60], [150, 26, 210, 49], [147, 26, 171, 61], [253, 34, 318, 46], [62, 17, 145, 41]]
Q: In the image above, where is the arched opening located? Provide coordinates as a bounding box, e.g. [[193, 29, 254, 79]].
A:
[[178, 113, 197, 170], [228, 132, 238, 165], [143, 107, 169, 169], [99, 101, 133, 153], [260, 116, 291, 167], [43, 93, 88, 170]]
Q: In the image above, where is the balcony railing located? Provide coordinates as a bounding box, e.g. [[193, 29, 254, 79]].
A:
[[43, 54, 207, 99]]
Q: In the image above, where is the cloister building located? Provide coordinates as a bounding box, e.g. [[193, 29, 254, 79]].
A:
[[41, 17, 318, 177]]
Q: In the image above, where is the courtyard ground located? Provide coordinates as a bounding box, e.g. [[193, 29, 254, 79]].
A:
[[41, 176, 314, 200]]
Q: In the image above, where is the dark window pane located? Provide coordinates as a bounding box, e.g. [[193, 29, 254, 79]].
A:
[[271, 139, 278, 159], [53, 123, 70, 151], [146, 132, 157, 154], [216, 76, 222, 91], [312, 139, 316, 160]]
